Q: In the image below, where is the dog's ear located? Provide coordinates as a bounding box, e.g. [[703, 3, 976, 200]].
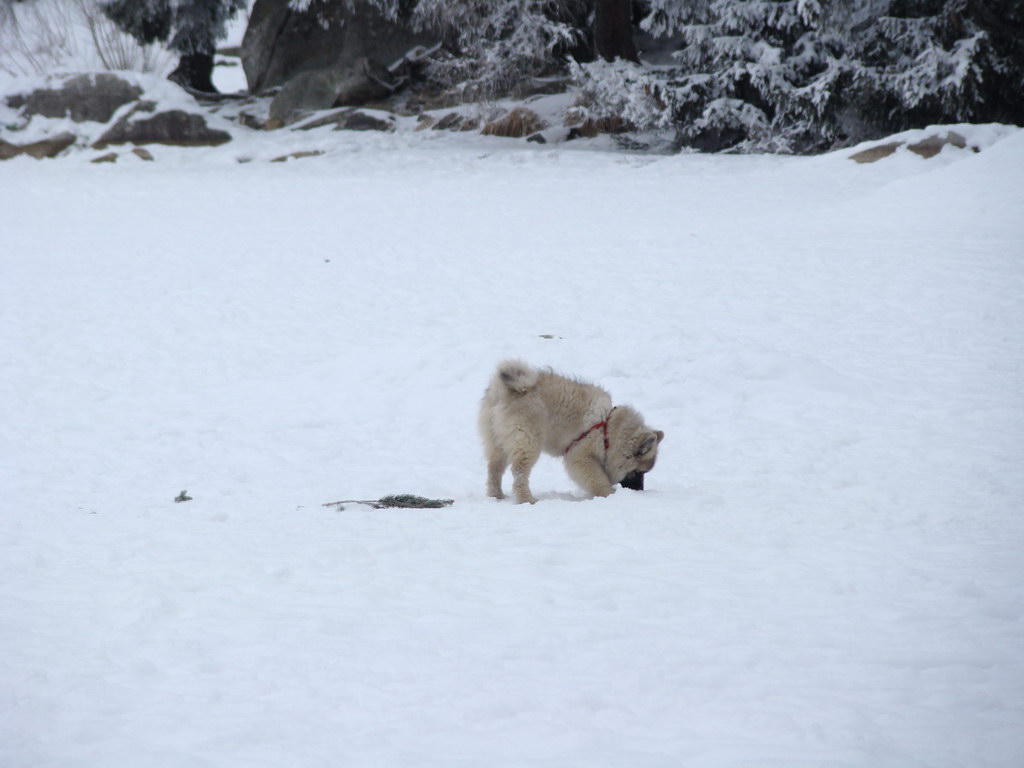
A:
[[635, 430, 664, 458]]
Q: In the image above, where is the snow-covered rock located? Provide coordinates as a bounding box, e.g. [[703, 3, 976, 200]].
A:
[[4, 72, 142, 124], [242, 0, 436, 94], [0, 72, 240, 158], [0, 131, 75, 160], [267, 59, 396, 128], [94, 101, 232, 148]]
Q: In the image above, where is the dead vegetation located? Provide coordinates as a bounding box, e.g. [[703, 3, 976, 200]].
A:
[[481, 107, 546, 139]]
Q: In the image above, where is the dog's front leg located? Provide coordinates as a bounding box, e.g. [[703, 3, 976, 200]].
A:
[[564, 454, 616, 499], [486, 455, 508, 499]]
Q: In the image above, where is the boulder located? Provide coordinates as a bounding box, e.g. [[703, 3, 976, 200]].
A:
[[0, 132, 77, 160], [339, 111, 395, 132], [0, 139, 20, 161], [298, 108, 396, 132], [849, 132, 975, 163], [95, 102, 232, 148], [6, 73, 142, 123], [849, 142, 902, 164], [908, 131, 969, 158], [242, 0, 437, 94], [432, 112, 478, 132], [268, 58, 395, 126], [432, 113, 464, 131]]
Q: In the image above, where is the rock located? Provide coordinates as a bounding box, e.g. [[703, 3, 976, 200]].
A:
[[297, 110, 350, 130], [0, 139, 20, 160], [337, 111, 395, 132], [23, 132, 77, 158], [91, 152, 119, 164], [268, 58, 395, 126], [849, 142, 903, 163], [95, 104, 232, 148], [908, 131, 968, 158], [242, 0, 437, 94], [270, 150, 325, 162], [0, 132, 77, 160], [5, 73, 142, 123], [850, 132, 974, 163], [297, 108, 396, 132], [268, 70, 344, 126], [432, 112, 467, 131], [432, 113, 480, 133], [132, 147, 155, 161], [237, 112, 265, 131]]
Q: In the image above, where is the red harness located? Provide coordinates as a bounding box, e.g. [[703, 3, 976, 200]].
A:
[[564, 408, 616, 455]]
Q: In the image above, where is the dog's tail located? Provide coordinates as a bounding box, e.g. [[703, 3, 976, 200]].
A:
[[495, 359, 539, 394]]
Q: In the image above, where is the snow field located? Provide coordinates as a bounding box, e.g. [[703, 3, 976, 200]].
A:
[[2, 126, 1024, 767]]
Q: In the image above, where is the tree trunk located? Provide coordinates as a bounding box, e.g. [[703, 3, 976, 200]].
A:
[[594, 0, 638, 63], [169, 52, 218, 93]]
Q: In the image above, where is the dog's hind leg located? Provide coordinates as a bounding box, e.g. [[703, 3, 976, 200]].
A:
[[481, 424, 509, 499], [565, 453, 616, 499], [509, 437, 541, 504]]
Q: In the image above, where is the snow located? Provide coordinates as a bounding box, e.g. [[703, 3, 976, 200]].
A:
[[2, 121, 1023, 768], [0, 0, 176, 80]]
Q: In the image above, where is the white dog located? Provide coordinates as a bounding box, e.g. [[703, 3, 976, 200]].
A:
[[479, 360, 664, 503]]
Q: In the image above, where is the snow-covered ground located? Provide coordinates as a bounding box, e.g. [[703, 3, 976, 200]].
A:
[[2, 123, 1023, 767]]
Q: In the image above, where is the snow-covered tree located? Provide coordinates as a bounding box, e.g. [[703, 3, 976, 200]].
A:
[[572, 1, 847, 151], [575, 0, 1024, 152], [272, 0, 1023, 152], [846, 0, 1024, 133], [102, 0, 245, 91]]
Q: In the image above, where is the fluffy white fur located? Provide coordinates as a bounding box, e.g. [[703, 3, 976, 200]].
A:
[[479, 360, 665, 503]]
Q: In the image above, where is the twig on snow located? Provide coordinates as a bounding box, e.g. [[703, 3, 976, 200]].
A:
[[322, 494, 454, 510]]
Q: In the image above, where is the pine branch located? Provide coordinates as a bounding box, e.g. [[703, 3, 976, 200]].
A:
[[322, 495, 454, 510]]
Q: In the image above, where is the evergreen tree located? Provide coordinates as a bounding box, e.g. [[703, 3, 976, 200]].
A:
[[103, 0, 246, 92], [847, 0, 1024, 133], [274, 1, 1022, 151], [577, 0, 1024, 152]]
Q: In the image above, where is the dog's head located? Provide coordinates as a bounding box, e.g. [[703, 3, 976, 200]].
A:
[[618, 429, 664, 490], [605, 407, 664, 491]]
